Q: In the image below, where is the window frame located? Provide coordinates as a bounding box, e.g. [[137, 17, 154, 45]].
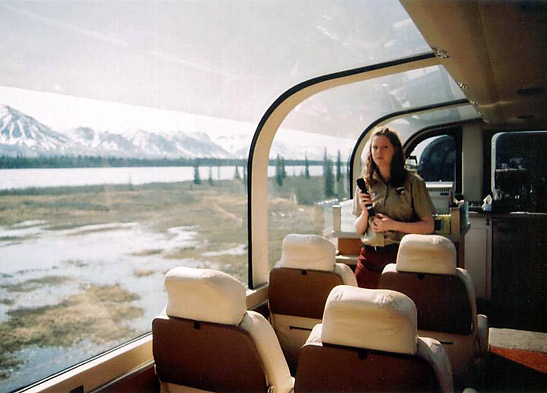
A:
[[403, 125, 463, 195], [246, 52, 439, 289]]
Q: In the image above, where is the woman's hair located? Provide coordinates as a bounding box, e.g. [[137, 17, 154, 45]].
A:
[[364, 127, 407, 188]]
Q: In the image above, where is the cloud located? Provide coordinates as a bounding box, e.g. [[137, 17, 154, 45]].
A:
[[0, 3, 129, 48]]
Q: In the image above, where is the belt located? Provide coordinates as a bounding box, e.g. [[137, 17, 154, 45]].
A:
[[363, 243, 399, 253]]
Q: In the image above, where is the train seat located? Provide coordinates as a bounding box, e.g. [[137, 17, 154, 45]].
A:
[[378, 234, 489, 389], [295, 285, 454, 392], [152, 266, 294, 393], [268, 233, 357, 371]]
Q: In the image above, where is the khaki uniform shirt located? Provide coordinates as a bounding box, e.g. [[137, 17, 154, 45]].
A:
[[352, 171, 435, 247]]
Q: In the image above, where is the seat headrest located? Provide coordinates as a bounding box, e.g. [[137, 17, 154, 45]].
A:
[[321, 285, 417, 355], [164, 267, 247, 325], [279, 234, 336, 271], [396, 234, 456, 275]]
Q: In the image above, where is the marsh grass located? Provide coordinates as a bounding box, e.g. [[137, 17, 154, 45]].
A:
[[1, 176, 327, 274], [0, 276, 70, 293], [63, 259, 88, 267], [0, 284, 142, 374], [0, 235, 37, 242], [131, 249, 164, 256], [133, 268, 156, 277], [0, 175, 328, 381]]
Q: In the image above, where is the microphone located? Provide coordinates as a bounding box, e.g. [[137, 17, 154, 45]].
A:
[[356, 178, 375, 217]]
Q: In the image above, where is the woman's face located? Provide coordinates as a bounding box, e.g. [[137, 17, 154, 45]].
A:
[[371, 135, 396, 168]]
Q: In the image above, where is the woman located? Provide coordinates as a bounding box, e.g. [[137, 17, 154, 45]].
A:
[[353, 127, 435, 288]]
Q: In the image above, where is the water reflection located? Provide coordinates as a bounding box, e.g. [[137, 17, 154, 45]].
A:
[[0, 220, 234, 392], [0, 165, 324, 190]]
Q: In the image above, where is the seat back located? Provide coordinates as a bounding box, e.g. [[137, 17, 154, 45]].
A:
[[295, 286, 453, 393], [379, 234, 474, 333], [379, 271, 473, 334], [153, 267, 293, 393], [378, 234, 487, 388], [153, 317, 267, 392], [268, 234, 357, 369]]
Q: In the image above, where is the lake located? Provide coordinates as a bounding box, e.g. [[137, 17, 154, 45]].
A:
[[0, 165, 324, 190]]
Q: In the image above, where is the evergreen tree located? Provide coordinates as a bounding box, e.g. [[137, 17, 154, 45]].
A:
[[193, 159, 201, 185], [323, 149, 335, 198], [234, 165, 241, 179], [304, 153, 310, 179], [336, 150, 342, 182], [208, 166, 213, 185], [336, 150, 344, 197], [275, 154, 283, 186]]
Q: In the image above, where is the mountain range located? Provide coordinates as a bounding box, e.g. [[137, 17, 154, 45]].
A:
[[0, 104, 350, 161], [0, 104, 237, 159]]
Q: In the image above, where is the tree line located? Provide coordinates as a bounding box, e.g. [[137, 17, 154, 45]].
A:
[[0, 154, 322, 169], [2, 152, 348, 200], [273, 149, 348, 200]]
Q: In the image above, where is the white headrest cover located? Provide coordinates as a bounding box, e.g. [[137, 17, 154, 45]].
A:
[[279, 234, 336, 271], [321, 286, 417, 355], [396, 234, 456, 275], [164, 267, 246, 326]]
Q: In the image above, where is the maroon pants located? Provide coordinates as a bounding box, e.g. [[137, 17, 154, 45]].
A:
[[355, 245, 399, 288]]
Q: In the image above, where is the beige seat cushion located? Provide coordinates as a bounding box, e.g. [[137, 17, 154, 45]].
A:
[[396, 234, 457, 275], [321, 285, 418, 355], [279, 233, 337, 271], [156, 267, 293, 393], [297, 285, 454, 393], [164, 266, 246, 325]]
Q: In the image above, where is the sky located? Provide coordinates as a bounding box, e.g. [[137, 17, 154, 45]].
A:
[[0, 0, 472, 158], [0, 0, 435, 141], [0, 85, 255, 136], [0, 84, 357, 161]]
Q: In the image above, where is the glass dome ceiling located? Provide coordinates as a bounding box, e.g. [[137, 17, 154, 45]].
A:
[[281, 64, 472, 141], [0, 0, 456, 138]]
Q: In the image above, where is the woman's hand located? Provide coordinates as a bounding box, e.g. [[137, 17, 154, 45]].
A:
[[358, 189, 372, 211], [371, 213, 435, 234], [371, 213, 395, 232], [354, 189, 372, 235]]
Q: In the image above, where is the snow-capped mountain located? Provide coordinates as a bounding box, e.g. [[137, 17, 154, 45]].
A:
[[0, 104, 351, 161], [0, 104, 235, 159], [211, 130, 345, 161], [0, 105, 72, 157], [146, 131, 233, 159]]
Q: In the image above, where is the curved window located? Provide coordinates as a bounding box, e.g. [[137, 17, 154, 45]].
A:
[[409, 135, 456, 182], [492, 131, 547, 213], [267, 64, 468, 262], [0, 0, 436, 390], [405, 125, 464, 196], [282, 65, 466, 141]]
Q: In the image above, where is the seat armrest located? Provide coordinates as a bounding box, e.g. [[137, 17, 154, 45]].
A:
[[240, 311, 294, 393], [333, 263, 357, 286], [476, 314, 489, 357]]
